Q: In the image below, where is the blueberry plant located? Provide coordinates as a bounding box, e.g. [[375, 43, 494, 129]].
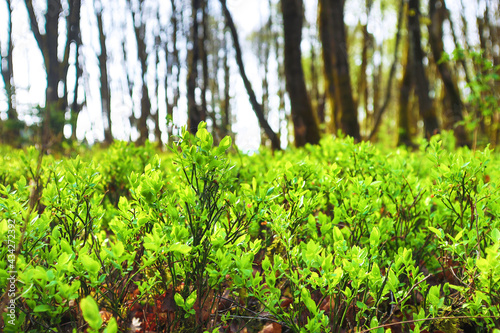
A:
[[0, 124, 499, 332]]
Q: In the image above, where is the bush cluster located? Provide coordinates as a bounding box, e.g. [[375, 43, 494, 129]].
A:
[[1, 124, 499, 333]]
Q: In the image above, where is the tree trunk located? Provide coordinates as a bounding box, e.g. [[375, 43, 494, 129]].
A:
[[129, 0, 152, 145], [408, 0, 439, 138], [358, 22, 370, 134], [0, 0, 21, 145], [368, 0, 404, 140], [187, 0, 204, 134], [219, 0, 280, 150], [280, 0, 320, 147], [221, 28, 231, 139], [166, 0, 181, 144], [429, 0, 469, 147], [96, 0, 112, 144], [397, 36, 414, 147], [24, 0, 81, 148], [324, 0, 360, 141], [318, 0, 338, 132]]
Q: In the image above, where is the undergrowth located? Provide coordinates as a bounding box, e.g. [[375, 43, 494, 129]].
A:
[[1, 124, 499, 332]]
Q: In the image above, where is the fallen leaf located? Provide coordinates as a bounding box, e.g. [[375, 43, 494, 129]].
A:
[[259, 322, 282, 333]]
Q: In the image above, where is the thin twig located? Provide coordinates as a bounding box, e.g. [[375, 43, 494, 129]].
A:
[[360, 315, 499, 332]]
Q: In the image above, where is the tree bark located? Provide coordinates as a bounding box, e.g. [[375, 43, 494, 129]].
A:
[[429, 0, 469, 147], [221, 28, 231, 139], [408, 0, 439, 138], [96, 0, 112, 143], [219, 0, 280, 150], [280, 0, 320, 147], [397, 36, 414, 147], [166, 0, 181, 143], [0, 0, 21, 144], [24, 0, 81, 148], [187, 0, 205, 134], [321, 0, 360, 140], [129, 0, 152, 145], [318, 0, 338, 132]]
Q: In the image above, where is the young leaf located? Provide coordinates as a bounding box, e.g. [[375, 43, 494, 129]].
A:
[[80, 296, 103, 330]]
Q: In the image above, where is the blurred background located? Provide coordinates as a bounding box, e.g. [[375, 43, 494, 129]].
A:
[[0, 0, 498, 152]]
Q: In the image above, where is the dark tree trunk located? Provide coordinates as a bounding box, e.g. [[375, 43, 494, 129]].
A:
[[96, 0, 112, 143], [0, 0, 21, 144], [429, 0, 469, 147], [221, 29, 231, 139], [358, 23, 369, 127], [24, 0, 81, 148], [68, 36, 83, 142], [45, 0, 63, 143], [318, 0, 338, 131], [219, 0, 280, 150], [200, 0, 209, 128], [310, 45, 325, 125], [129, 0, 151, 145], [187, 0, 204, 134], [408, 0, 439, 138], [397, 38, 414, 147], [62, 0, 81, 140], [166, 0, 181, 144], [280, 0, 320, 147], [322, 0, 360, 141]]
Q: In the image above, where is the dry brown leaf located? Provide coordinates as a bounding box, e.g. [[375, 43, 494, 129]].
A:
[[259, 322, 282, 333]]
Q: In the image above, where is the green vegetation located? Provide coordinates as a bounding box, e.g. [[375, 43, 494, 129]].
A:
[[1, 123, 499, 332]]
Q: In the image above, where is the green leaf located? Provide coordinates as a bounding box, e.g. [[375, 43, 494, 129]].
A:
[[174, 293, 184, 307], [33, 304, 52, 313], [186, 290, 197, 308], [168, 243, 191, 254], [301, 288, 317, 315], [219, 136, 232, 152], [80, 296, 102, 330], [491, 228, 500, 243], [369, 227, 380, 246], [428, 226, 443, 239], [112, 241, 125, 258], [80, 254, 100, 275], [104, 317, 118, 333], [454, 229, 465, 242]]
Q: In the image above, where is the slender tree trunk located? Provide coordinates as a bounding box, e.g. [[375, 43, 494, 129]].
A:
[[318, 0, 338, 132], [310, 44, 325, 125], [63, 0, 81, 139], [408, 0, 439, 138], [200, 0, 210, 129], [221, 28, 231, 139], [154, 35, 163, 147], [69, 36, 83, 142], [96, 0, 112, 143], [358, 22, 369, 133], [280, 0, 320, 147], [259, 17, 272, 146], [166, 0, 181, 144], [24, 0, 81, 148], [187, 0, 204, 134], [368, 0, 404, 140], [219, 0, 280, 150], [397, 37, 414, 147], [325, 0, 360, 140], [0, 0, 21, 144], [429, 0, 469, 147], [129, 0, 151, 145]]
